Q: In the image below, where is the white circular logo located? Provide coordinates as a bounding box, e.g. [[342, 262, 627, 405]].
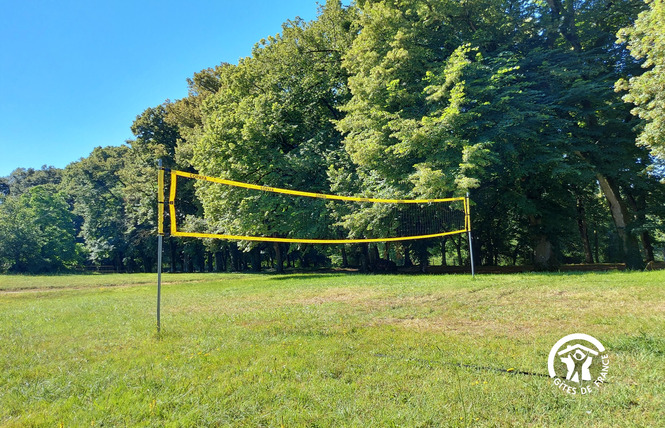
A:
[[548, 333, 609, 395]]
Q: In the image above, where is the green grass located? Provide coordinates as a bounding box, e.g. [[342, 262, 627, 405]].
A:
[[0, 272, 230, 292], [1, 271, 664, 427]]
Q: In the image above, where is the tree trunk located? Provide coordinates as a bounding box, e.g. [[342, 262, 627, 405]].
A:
[[534, 235, 554, 270], [529, 215, 557, 270], [454, 235, 462, 266], [214, 251, 222, 272], [512, 243, 520, 266], [403, 244, 413, 268], [441, 237, 447, 266], [641, 232, 655, 262], [593, 229, 600, 263], [576, 197, 594, 264], [274, 242, 284, 273], [206, 251, 213, 272], [626, 192, 656, 262], [596, 174, 643, 269], [360, 244, 370, 272], [230, 242, 241, 272], [341, 246, 348, 268], [369, 244, 379, 271], [117, 251, 125, 273], [250, 247, 262, 272]]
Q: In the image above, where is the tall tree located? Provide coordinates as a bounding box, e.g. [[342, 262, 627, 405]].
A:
[[62, 146, 129, 271], [191, 1, 356, 271], [337, 0, 574, 268], [537, 0, 648, 268], [121, 104, 181, 271]]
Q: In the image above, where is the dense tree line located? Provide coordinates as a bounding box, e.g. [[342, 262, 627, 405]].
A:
[[1, 0, 664, 274]]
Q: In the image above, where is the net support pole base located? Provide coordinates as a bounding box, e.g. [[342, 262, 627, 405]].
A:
[[468, 230, 475, 278], [466, 192, 475, 278], [157, 233, 163, 334], [157, 159, 163, 335]]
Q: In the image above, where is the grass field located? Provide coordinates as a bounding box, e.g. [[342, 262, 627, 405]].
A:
[[1, 271, 664, 427]]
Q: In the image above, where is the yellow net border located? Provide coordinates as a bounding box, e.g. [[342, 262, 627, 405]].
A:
[[159, 169, 471, 244]]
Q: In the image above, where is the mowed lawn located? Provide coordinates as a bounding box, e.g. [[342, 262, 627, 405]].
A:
[[1, 271, 664, 427]]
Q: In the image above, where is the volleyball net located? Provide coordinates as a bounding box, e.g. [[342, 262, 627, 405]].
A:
[[158, 168, 471, 244]]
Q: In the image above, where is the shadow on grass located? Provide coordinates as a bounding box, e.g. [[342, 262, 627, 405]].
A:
[[373, 352, 551, 378]]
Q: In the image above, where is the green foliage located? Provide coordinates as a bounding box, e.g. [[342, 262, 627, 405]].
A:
[[191, 1, 356, 249], [0, 185, 81, 273], [62, 146, 129, 269], [3, 0, 665, 271], [331, 0, 660, 268], [617, 0, 665, 159], [122, 104, 183, 272], [2, 166, 62, 196]]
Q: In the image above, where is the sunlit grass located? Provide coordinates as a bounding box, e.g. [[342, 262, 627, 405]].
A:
[[0, 271, 663, 426], [0, 272, 245, 291]]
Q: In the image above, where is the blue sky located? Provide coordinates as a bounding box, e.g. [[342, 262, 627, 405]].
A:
[[0, 0, 320, 177]]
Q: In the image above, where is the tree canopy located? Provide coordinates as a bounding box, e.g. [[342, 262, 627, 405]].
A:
[[1, 0, 664, 274], [617, 0, 665, 159]]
